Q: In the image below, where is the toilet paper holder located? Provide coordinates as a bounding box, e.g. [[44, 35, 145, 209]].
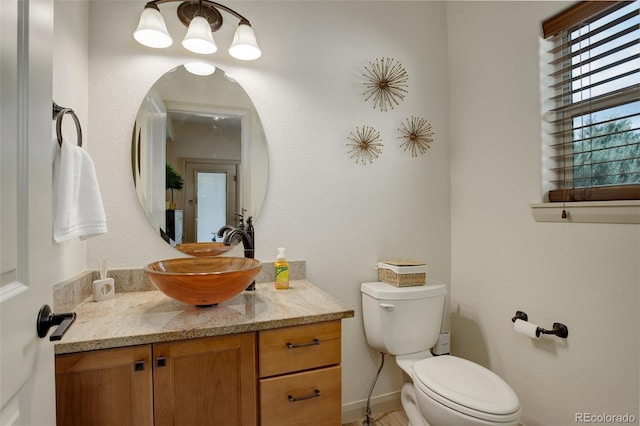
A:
[[511, 311, 568, 338]]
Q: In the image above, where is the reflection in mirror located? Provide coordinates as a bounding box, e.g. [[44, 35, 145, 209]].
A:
[[132, 65, 268, 248]]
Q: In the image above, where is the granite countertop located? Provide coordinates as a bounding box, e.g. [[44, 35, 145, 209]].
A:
[[54, 280, 354, 355]]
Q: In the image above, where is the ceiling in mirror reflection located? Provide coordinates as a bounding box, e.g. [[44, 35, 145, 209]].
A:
[[168, 111, 241, 130]]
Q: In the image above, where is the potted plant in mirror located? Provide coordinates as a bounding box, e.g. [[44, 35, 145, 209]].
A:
[[166, 163, 184, 210]]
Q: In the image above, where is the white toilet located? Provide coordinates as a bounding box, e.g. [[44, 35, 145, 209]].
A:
[[361, 281, 521, 426]]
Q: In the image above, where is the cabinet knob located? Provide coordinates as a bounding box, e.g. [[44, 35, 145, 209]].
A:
[[286, 339, 320, 349], [134, 361, 145, 371], [288, 389, 320, 403]]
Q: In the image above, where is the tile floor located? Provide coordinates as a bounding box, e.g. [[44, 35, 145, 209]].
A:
[[342, 409, 408, 426]]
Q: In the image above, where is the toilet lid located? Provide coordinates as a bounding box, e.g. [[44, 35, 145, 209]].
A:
[[413, 356, 520, 422]]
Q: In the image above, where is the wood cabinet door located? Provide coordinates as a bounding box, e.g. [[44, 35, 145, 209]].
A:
[[154, 333, 257, 426], [55, 345, 153, 426]]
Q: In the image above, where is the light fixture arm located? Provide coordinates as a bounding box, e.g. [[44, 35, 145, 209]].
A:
[[143, 0, 252, 27]]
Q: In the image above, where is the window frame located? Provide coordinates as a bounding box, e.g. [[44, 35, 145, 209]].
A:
[[541, 1, 640, 204]]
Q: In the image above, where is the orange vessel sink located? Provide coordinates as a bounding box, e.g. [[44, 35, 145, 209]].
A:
[[175, 242, 235, 257], [143, 257, 262, 306]]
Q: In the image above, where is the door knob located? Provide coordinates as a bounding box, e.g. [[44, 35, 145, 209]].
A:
[[36, 304, 76, 341]]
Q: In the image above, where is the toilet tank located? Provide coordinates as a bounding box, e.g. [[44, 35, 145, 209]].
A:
[[361, 281, 446, 355]]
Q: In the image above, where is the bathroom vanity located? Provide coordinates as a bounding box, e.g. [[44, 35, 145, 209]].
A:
[[53, 280, 353, 426]]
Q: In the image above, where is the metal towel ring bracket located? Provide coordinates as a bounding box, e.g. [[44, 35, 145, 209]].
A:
[[52, 102, 82, 147]]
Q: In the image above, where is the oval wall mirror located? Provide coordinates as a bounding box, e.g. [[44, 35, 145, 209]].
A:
[[132, 65, 268, 248]]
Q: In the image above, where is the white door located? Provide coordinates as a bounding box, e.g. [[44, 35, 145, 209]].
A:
[[184, 162, 238, 243], [196, 171, 227, 242], [0, 0, 56, 425]]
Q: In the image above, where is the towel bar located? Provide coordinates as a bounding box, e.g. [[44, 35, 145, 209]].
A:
[[52, 101, 82, 147]]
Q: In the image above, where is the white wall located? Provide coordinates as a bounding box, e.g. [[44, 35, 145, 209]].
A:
[[167, 120, 241, 165], [52, 0, 89, 282], [86, 0, 450, 410], [447, 2, 639, 425]]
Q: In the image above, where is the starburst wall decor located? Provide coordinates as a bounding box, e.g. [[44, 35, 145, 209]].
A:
[[398, 116, 434, 157], [347, 125, 383, 165], [362, 57, 409, 112]]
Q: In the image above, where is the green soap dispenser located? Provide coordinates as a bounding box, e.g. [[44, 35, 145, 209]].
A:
[[274, 247, 289, 289]]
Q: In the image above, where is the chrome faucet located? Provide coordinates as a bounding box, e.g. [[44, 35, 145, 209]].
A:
[[223, 216, 256, 290]]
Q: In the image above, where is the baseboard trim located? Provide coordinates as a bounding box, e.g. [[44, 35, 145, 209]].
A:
[[341, 391, 402, 423]]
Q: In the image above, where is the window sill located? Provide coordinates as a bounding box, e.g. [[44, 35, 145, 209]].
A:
[[530, 201, 640, 224]]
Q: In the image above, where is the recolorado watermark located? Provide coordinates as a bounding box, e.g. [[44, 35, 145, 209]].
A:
[[576, 413, 637, 423]]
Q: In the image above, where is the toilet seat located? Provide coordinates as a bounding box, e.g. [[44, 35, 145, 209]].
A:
[[413, 356, 521, 423]]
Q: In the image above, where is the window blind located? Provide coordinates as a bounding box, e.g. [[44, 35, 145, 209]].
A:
[[542, 1, 640, 202]]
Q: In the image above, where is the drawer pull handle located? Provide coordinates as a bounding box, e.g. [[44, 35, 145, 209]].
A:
[[286, 339, 320, 349], [288, 389, 320, 403]]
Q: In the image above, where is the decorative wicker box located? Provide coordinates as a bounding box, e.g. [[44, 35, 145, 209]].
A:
[[376, 260, 427, 287]]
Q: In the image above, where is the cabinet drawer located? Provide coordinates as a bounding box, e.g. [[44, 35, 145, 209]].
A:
[[259, 320, 341, 378], [260, 365, 341, 426]]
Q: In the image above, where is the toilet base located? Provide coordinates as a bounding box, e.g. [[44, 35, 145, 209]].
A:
[[402, 383, 429, 426]]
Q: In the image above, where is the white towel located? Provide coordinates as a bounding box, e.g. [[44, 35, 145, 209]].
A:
[[52, 139, 108, 243]]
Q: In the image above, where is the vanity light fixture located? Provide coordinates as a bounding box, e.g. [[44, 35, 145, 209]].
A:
[[133, 0, 261, 60]]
